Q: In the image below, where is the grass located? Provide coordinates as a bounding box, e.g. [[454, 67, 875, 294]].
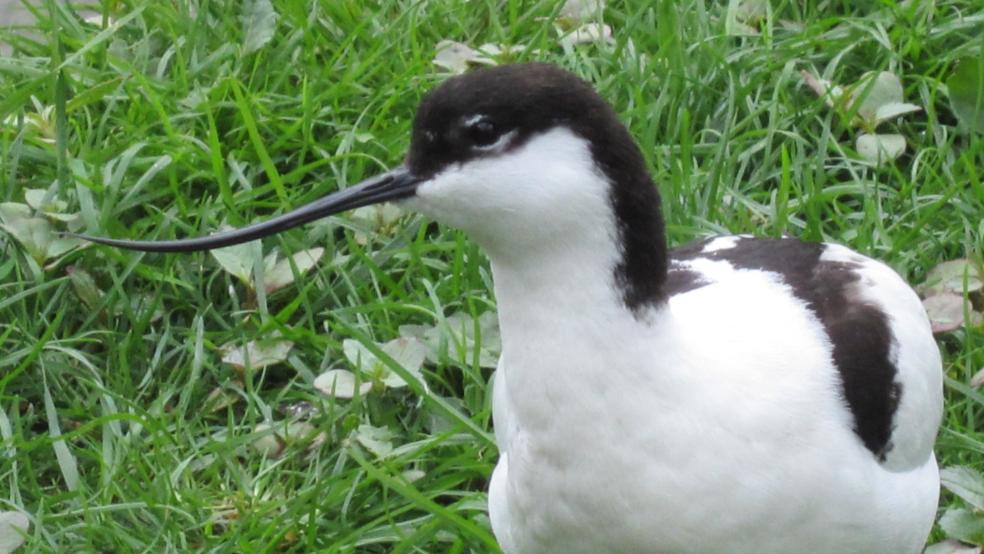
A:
[[1, 0, 982, 551]]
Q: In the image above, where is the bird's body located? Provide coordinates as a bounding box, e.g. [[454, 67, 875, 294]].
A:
[[487, 231, 940, 554], [80, 63, 944, 553]]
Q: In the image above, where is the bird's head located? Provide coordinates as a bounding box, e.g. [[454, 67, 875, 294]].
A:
[[76, 62, 665, 302]]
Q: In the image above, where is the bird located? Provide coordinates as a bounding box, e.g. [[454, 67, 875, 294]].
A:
[[77, 62, 943, 553]]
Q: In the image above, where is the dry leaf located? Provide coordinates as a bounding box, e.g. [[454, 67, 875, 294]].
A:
[[210, 236, 263, 284], [923, 293, 982, 334], [251, 423, 284, 458], [313, 369, 371, 399], [355, 424, 394, 458], [725, 0, 768, 36], [399, 311, 501, 368], [24, 189, 68, 213], [800, 70, 846, 108], [560, 0, 605, 24], [856, 133, 906, 165], [560, 23, 613, 47], [204, 383, 242, 413], [264, 247, 324, 294], [0, 510, 30, 554], [242, 0, 279, 55], [971, 367, 984, 389], [220, 338, 294, 370], [433, 40, 481, 74], [851, 71, 905, 125], [920, 259, 983, 297], [873, 102, 921, 124]]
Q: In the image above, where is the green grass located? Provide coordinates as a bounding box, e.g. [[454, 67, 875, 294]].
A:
[[1, 0, 982, 551]]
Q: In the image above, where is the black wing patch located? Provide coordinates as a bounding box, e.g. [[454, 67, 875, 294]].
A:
[[668, 237, 901, 460]]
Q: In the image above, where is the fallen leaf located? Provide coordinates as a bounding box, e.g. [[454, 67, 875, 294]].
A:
[[340, 337, 428, 390], [971, 367, 984, 389], [313, 369, 371, 399], [942, 466, 984, 511], [241, 0, 279, 55], [426, 394, 468, 435], [725, 0, 768, 36], [777, 19, 804, 32], [181, 87, 211, 110], [283, 421, 318, 444], [251, 423, 284, 458], [920, 259, 983, 297], [45, 235, 83, 260], [0, 216, 52, 262], [263, 247, 324, 294], [343, 339, 379, 374], [433, 40, 481, 74], [355, 424, 394, 458], [560, 0, 606, 24], [0, 202, 31, 222], [204, 385, 240, 413], [733, 0, 767, 20], [399, 311, 501, 368], [940, 508, 984, 545], [0, 511, 30, 554], [872, 102, 921, 124], [251, 421, 320, 459], [856, 133, 906, 165], [221, 338, 294, 370], [379, 336, 428, 388], [432, 40, 527, 73], [350, 204, 402, 229], [475, 43, 528, 60], [81, 12, 115, 27], [923, 293, 981, 334], [210, 237, 263, 284], [800, 70, 847, 108], [560, 23, 613, 47], [350, 205, 404, 244], [725, 20, 758, 36], [24, 189, 68, 213], [851, 71, 905, 126], [802, 70, 921, 131]]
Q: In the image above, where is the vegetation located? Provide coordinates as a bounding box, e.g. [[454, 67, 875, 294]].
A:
[[1, 0, 982, 551]]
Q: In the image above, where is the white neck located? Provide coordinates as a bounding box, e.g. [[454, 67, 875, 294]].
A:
[[488, 226, 669, 437], [489, 232, 628, 335]]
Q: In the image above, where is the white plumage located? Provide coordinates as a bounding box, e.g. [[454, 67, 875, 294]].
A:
[[410, 125, 942, 553]]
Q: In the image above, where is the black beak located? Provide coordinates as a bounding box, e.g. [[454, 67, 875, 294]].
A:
[[72, 166, 421, 252]]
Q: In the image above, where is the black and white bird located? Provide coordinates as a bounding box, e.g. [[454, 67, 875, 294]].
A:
[[79, 63, 943, 553]]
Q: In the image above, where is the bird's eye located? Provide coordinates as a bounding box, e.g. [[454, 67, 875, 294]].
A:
[[467, 117, 500, 147]]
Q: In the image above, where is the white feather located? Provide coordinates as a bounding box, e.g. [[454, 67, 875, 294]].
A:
[[406, 129, 941, 554]]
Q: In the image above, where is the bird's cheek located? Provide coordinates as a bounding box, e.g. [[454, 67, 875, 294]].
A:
[[405, 171, 479, 229]]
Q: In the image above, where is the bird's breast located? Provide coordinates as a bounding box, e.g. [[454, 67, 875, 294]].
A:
[[487, 258, 930, 553]]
